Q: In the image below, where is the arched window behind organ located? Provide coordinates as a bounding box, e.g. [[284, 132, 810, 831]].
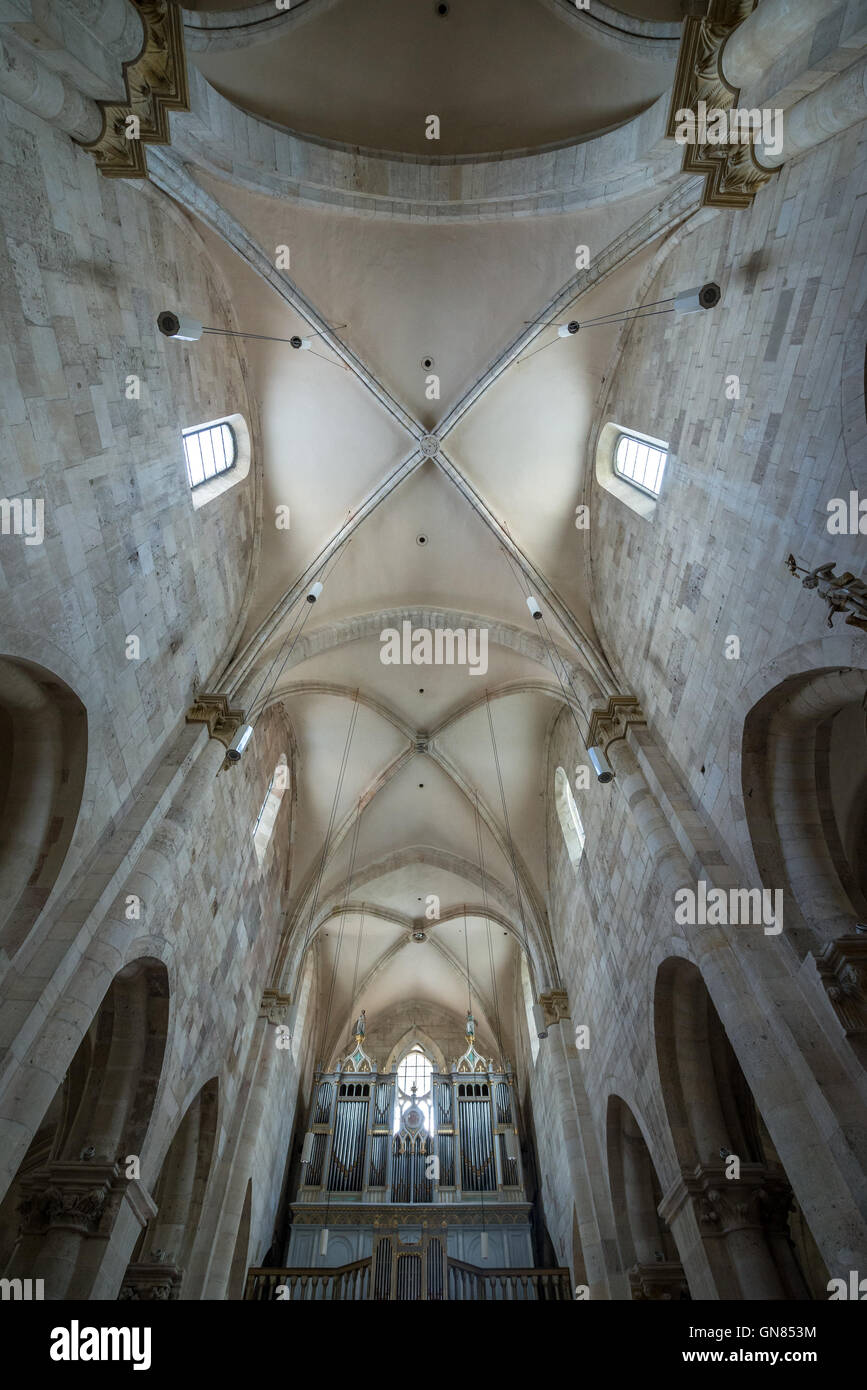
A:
[[253, 754, 288, 865], [554, 766, 585, 870], [394, 1046, 434, 1133]]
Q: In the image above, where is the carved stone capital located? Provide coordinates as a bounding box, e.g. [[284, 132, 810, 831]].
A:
[[79, 1, 190, 178], [185, 693, 246, 748], [119, 1261, 183, 1301], [815, 935, 867, 1036], [586, 696, 646, 752], [539, 989, 570, 1026], [18, 1162, 119, 1237], [660, 1162, 792, 1238], [17, 1163, 155, 1240], [260, 989, 293, 1025], [665, 0, 776, 209], [628, 1260, 690, 1301]]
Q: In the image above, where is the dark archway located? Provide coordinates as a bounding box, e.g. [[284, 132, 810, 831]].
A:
[[0, 655, 87, 954], [606, 1095, 689, 1300], [654, 958, 827, 1300], [120, 1078, 219, 1300], [0, 958, 170, 1299]]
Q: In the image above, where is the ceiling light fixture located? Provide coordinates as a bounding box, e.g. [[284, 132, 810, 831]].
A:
[[416, 533, 429, 546], [420, 354, 435, 370], [518, 283, 722, 366], [157, 310, 349, 369]]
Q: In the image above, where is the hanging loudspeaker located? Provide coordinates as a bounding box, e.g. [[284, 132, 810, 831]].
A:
[[588, 745, 614, 784], [301, 1131, 315, 1164], [225, 723, 254, 764], [157, 310, 203, 341], [532, 1002, 548, 1039], [319, 1227, 329, 1257], [674, 282, 721, 315]]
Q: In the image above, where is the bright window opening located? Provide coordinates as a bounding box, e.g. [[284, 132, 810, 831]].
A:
[[614, 431, 668, 498], [253, 755, 288, 865], [554, 766, 585, 870], [182, 420, 237, 490], [521, 954, 539, 1065], [394, 1046, 434, 1133]]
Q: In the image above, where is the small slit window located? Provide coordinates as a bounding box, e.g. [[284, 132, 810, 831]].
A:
[[614, 431, 667, 498], [253, 754, 288, 865], [183, 421, 237, 490], [554, 766, 585, 871]]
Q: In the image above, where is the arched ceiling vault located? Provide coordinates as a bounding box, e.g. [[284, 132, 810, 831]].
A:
[[316, 918, 514, 1069], [161, 9, 692, 1043]]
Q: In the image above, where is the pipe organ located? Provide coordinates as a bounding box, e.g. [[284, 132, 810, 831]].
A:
[[296, 1040, 525, 1206], [286, 1031, 534, 1282]]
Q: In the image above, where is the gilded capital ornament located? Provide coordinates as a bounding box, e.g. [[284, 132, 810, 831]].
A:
[[79, 1, 190, 178], [586, 696, 646, 754], [185, 693, 246, 749], [539, 989, 570, 1026], [665, 0, 777, 209]]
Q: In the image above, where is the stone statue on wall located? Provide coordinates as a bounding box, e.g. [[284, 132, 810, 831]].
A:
[[786, 556, 867, 631]]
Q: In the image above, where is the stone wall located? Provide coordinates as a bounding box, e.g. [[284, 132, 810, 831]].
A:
[[0, 92, 258, 941], [587, 121, 867, 881], [523, 125, 867, 1294]]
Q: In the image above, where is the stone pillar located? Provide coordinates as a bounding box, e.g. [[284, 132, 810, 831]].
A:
[[539, 989, 621, 1298], [587, 698, 693, 902], [660, 1163, 795, 1300], [754, 55, 867, 168], [119, 1258, 183, 1301], [0, 30, 102, 140], [193, 994, 294, 1299], [1, 0, 144, 101], [720, 0, 844, 92], [628, 1261, 690, 1301], [9, 1162, 155, 1300]]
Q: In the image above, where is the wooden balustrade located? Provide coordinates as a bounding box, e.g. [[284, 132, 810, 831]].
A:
[[246, 1257, 570, 1301], [245, 1259, 372, 1301], [446, 1259, 571, 1300]]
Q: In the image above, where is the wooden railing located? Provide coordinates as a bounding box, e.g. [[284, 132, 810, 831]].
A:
[[245, 1258, 570, 1301], [447, 1259, 571, 1300], [245, 1259, 372, 1301]]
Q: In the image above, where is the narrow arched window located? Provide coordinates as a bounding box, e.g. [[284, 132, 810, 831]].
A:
[[521, 954, 539, 1065], [554, 766, 585, 870], [253, 754, 288, 864], [181, 413, 252, 510], [613, 429, 668, 498]]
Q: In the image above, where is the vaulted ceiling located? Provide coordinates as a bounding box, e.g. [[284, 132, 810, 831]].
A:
[[170, 0, 683, 1059]]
